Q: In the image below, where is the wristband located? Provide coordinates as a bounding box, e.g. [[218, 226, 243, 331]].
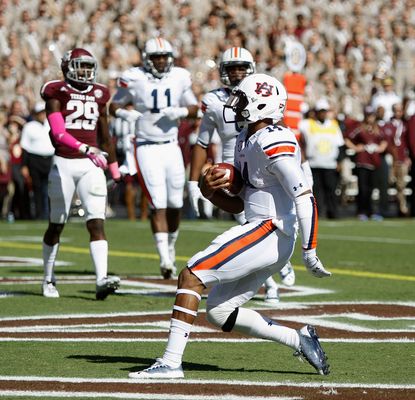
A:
[[109, 162, 121, 180]]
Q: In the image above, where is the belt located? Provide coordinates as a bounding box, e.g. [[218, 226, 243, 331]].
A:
[[136, 139, 176, 146]]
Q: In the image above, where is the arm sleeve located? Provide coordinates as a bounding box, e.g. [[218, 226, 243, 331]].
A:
[[47, 112, 85, 152], [268, 157, 318, 250]]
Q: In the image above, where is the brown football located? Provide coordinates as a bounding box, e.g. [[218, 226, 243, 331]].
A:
[[212, 162, 244, 195]]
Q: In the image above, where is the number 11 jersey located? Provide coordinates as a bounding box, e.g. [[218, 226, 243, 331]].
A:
[[112, 66, 197, 142]]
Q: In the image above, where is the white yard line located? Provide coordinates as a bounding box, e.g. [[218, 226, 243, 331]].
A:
[[0, 337, 413, 343], [0, 391, 300, 400], [0, 375, 414, 390]]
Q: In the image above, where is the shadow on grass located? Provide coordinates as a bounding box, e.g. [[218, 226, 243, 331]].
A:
[[67, 354, 312, 375]]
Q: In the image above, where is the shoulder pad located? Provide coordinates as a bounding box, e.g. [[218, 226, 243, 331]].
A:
[[171, 66, 191, 79], [201, 88, 229, 113], [92, 83, 111, 103], [40, 80, 64, 100], [258, 125, 298, 160], [118, 67, 145, 88]]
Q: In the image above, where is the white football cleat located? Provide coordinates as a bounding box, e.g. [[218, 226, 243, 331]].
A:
[[279, 262, 295, 286], [264, 287, 279, 304], [129, 358, 184, 379], [160, 262, 177, 280], [42, 281, 59, 298]]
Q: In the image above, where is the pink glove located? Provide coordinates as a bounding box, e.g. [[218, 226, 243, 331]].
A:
[[85, 146, 108, 169]]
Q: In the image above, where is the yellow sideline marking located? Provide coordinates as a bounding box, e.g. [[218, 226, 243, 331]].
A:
[[1, 241, 414, 282]]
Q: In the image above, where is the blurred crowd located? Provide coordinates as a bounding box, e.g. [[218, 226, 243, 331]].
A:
[[1, 0, 415, 221]]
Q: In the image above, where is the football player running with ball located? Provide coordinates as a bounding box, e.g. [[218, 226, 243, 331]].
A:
[[41, 48, 121, 300], [110, 38, 199, 279], [188, 47, 295, 303], [129, 73, 331, 379]]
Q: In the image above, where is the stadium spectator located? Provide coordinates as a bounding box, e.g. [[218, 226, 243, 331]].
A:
[[406, 113, 415, 217], [8, 114, 30, 220], [1, 0, 415, 220], [110, 38, 199, 279], [0, 109, 12, 220], [388, 103, 410, 217], [371, 77, 402, 122], [299, 98, 345, 219], [345, 106, 388, 221], [40, 48, 121, 300], [20, 102, 54, 220]]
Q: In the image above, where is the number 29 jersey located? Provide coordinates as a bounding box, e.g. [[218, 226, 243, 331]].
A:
[[112, 67, 197, 142], [41, 80, 110, 158]]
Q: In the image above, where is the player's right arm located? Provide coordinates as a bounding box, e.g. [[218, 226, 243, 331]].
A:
[[109, 69, 142, 122]]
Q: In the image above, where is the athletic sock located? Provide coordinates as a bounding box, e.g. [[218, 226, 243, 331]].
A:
[[90, 240, 108, 282], [154, 232, 171, 265], [264, 275, 278, 290], [233, 307, 300, 349], [161, 318, 192, 367], [42, 242, 59, 282], [168, 230, 179, 263]]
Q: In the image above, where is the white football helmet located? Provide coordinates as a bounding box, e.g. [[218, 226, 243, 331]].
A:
[[223, 73, 287, 126], [142, 38, 174, 78], [219, 47, 256, 87]]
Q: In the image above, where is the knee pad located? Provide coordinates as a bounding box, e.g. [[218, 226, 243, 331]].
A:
[[206, 304, 239, 332]]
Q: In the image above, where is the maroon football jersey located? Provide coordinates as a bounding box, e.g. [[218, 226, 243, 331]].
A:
[[41, 80, 110, 158], [348, 125, 385, 169]]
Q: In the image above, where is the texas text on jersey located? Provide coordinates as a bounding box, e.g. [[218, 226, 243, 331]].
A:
[[41, 80, 110, 158]]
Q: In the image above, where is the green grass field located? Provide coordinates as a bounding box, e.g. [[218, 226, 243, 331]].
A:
[[0, 217, 414, 399]]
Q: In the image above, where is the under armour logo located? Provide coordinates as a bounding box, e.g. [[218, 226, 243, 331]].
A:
[[267, 321, 273, 326], [293, 183, 304, 191], [184, 333, 189, 337], [255, 82, 273, 97]]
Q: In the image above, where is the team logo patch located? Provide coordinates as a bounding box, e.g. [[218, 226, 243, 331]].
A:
[[255, 82, 273, 97], [94, 89, 103, 98]]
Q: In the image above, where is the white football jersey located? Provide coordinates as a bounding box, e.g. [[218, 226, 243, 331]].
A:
[[197, 88, 242, 164], [112, 67, 197, 142], [234, 124, 306, 235]]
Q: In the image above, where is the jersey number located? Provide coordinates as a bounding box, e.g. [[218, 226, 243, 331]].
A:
[[66, 100, 99, 130], [151, 88, 171, 113]]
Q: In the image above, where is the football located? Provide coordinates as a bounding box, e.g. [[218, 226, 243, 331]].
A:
[[212, 162, 244, 195]]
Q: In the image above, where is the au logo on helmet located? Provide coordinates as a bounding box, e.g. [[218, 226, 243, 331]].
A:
[[255, 82, 273, 97]]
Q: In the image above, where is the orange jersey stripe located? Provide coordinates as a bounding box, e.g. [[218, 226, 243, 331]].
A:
[[308, 197, 318, 249], [191, 220, 276, 271], [265, 145, 296, 157]]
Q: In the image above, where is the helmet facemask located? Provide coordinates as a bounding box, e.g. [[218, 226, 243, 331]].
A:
[[143, 52, 174, 78], [67, 59, 97, 84], [61, 49, 97, 86], [219, 47, 256, 87], [220, 62, 255, 87], [223, 74, 288, 127]]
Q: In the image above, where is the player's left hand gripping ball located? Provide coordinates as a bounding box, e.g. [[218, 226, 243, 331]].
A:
[[212, 162, 244, 195]]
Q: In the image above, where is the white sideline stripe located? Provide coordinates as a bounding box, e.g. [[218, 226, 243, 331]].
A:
[[0, 301, 414, 321], [0, 337, 413, 343], [275, 315, 415, 333], [318, 233, 415, 245], [0, 392, 296, 400], [1, 376, 414, 390]]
